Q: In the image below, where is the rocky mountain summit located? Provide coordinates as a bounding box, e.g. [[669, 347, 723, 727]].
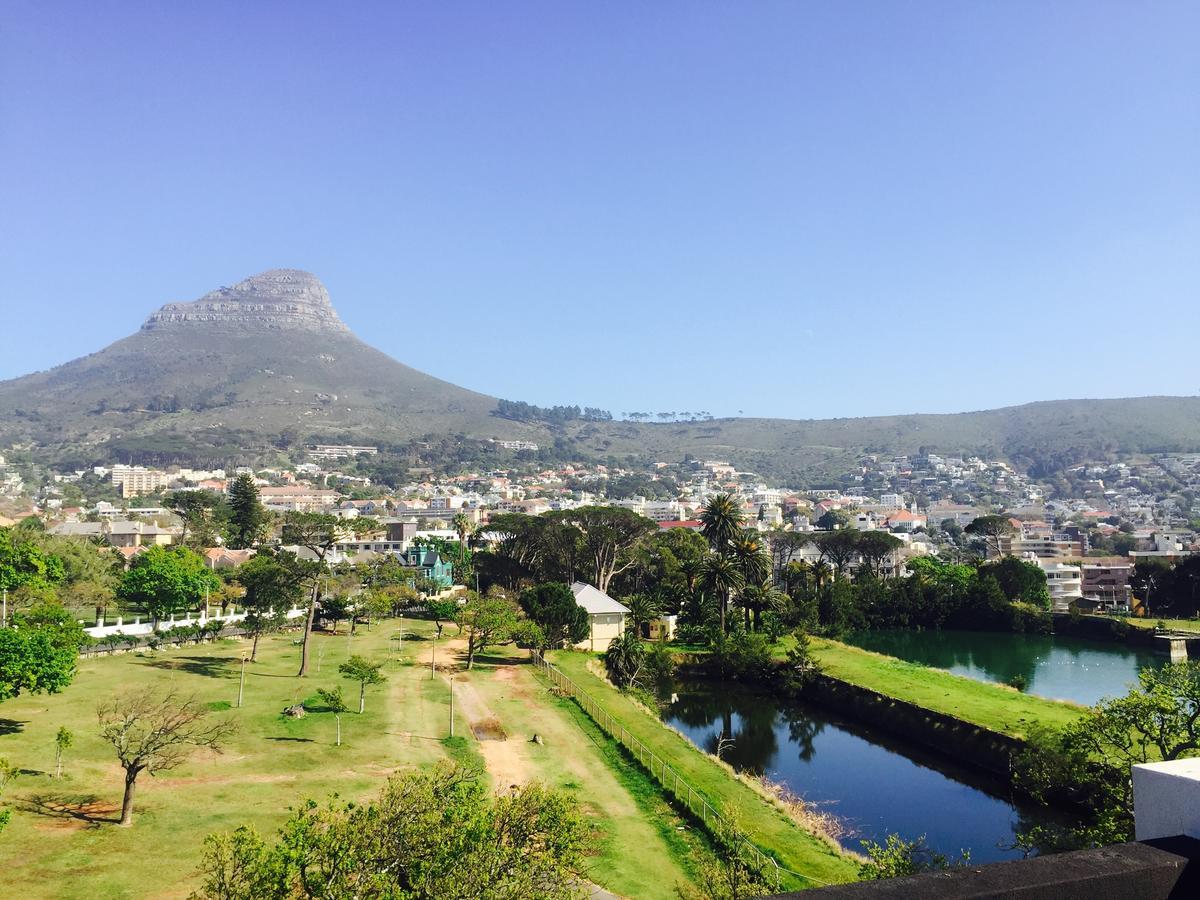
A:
[[141, 269, 350, 333]]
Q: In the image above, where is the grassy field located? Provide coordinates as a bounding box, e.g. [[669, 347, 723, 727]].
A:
[[803, 637, 1085, 739], [1118, 616, 1200, 633], [548, 650, 859, 890], [0, 620, 697, 898]]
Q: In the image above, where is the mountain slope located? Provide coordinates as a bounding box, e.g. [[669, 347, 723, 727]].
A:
[[2, 269, 1199, 476], [0, 270, 536, 455]]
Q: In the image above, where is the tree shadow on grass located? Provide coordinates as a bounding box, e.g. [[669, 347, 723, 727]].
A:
[[266, 736, 314, 743], [139, 656, 237, 678], [0, 718, 27, 735], [21, 792, 120, 825]]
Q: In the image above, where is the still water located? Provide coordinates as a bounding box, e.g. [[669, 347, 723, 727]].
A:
[[842, 629, 1164, 706], [665, 685, 1062, 863]]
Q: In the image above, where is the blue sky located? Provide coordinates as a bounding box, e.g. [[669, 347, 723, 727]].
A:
[[2, 1, 1197, 419]]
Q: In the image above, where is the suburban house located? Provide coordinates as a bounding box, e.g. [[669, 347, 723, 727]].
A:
[[395, 547, 454, 588], [1080, 560, 1133, 611], [570, 581, 629, 651], [51, 519, 179, 548]]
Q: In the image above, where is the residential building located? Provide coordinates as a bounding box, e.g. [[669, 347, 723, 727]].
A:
[[1081, 561, 1133, 610], [1039, 559, 1083, 612], [570, 582, 629, 651], [110, 465, 171, 498], [258, 485, 340, 512]]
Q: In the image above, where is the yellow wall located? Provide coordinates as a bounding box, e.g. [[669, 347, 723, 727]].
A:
[[576, 613, 626, 651]]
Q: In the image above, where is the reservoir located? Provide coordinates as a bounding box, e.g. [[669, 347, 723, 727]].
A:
[[841, 629, 1163, 706], [664, 683, 1064, 864]]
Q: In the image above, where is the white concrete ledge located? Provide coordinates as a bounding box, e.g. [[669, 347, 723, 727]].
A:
[[1133, 758, 1200, 841]]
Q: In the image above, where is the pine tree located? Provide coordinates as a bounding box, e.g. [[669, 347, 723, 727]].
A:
[[227, 474, 268, 549]]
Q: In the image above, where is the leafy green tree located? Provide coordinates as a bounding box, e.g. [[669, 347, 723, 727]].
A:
[[316, 687, 349, 745], [54, 726, 73, 778], [0, 527, 66, 621], [546, 506, 658, 594], [426, 598, 459, 640], [815, 509, 851, 531], [193, 763, 589, 899], [0, 758, 16, 837], [98, 687, 236, 826], [984, 556, 1051, 609], [457, 593, 520, 669], [226, 474, 270, 549], [858, 833, 959, 880], [338, 655, 386, 713], [117, 545, 218, 629], [855, 531, 904, 578], [518, 582, 589, 649], [236, 551, 314, 660], [1016, 661, 1200, 848], [678, 805, 770, 900], [964, 515, 1016, 559], [281, 513, 375, 676], [812, 530, 860, 576], [0, 603, 88, 701], [165, 490, 220, 549]]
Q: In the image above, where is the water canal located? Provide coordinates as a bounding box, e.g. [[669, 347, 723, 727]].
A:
[[664, 683, 1064, 864], [841, 629, 1164, 706]]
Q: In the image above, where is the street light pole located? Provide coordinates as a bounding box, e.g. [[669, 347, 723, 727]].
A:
[[238, 656, 247, 707], [431, 637, 436, 680], [449, 673, 455, 738]]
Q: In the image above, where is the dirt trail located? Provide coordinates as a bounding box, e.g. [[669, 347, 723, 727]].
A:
[[439, 638, 532, 790]]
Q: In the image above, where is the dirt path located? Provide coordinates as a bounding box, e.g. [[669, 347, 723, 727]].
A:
[[440, 638, 533, 791]]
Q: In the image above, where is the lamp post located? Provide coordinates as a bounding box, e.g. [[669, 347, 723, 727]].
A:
[[449, 673, 455, 738], [237, 655, 247, 708]]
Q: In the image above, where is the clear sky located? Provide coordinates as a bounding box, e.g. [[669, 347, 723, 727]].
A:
[[2, 1, 1197, 419]]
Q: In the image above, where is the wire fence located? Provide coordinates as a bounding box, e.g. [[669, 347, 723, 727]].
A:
[[530, 651, 792, 889]]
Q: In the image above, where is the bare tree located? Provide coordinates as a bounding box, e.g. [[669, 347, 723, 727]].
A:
[[98, 688, 236, 826]]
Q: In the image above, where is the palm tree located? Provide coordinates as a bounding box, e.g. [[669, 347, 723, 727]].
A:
[[624, 592, 662, 638], [451, 512, 473, 566], [730, 530, 771, 629], [700, 494, 744, 556], [701, 553, 744, 635], [811, 561, 832, 591]]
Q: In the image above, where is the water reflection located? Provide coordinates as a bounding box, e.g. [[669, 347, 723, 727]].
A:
[[665, 683, 1064, 863], [842, 630, 1163, 705]]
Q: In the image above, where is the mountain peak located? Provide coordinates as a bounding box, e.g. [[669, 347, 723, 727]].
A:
[[141, 269, 349, 333]]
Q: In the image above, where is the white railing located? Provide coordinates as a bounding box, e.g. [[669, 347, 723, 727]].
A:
[[83, 607, 305, 639]]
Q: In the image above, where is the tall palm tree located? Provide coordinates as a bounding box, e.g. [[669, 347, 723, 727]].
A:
[[700, 494, 744, 556], [731, 530, 771, 629], [811, 561, 832, 591], [451, 512, 473, 566], [701, 553, 744, 635]]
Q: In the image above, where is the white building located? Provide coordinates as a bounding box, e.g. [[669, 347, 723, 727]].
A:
[[570, 582, 629, 652], [1038, 559, 1083, 612]]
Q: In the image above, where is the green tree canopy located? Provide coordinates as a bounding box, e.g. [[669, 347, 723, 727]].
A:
[[116, 546, 219, 626], [193, 763, 589, 899], [226, 474, 270, 549], [0, 603, 88, 702], [518, 582, 589, 650]]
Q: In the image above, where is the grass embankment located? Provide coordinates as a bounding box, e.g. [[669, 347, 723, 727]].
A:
[[801, 637, 1085, 739], [549, 650, 859, 889], [1118, 617, 1200, 633], [0, 620, 694, 899]]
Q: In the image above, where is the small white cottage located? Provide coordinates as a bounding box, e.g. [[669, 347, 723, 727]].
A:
[[570, 581, 630, 651]]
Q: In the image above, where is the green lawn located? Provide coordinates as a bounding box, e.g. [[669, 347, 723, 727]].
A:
[[548, 650, 859, 891], [804, 637, 1085, 739], [1118, 616, 1200, 633], [0, 620, 708, 898]]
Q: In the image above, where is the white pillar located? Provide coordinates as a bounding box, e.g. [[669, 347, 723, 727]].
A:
[[1133, 759, 1200, 840]]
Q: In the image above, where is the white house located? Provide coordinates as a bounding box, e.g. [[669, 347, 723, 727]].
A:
[[570, 582, 629, 651]]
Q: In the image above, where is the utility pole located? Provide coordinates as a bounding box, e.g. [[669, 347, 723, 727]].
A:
[[431, 637, 436, 680], [449, 673, 455, 738], [237, 656, 247, 708], [399, 612, 403, 650]]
